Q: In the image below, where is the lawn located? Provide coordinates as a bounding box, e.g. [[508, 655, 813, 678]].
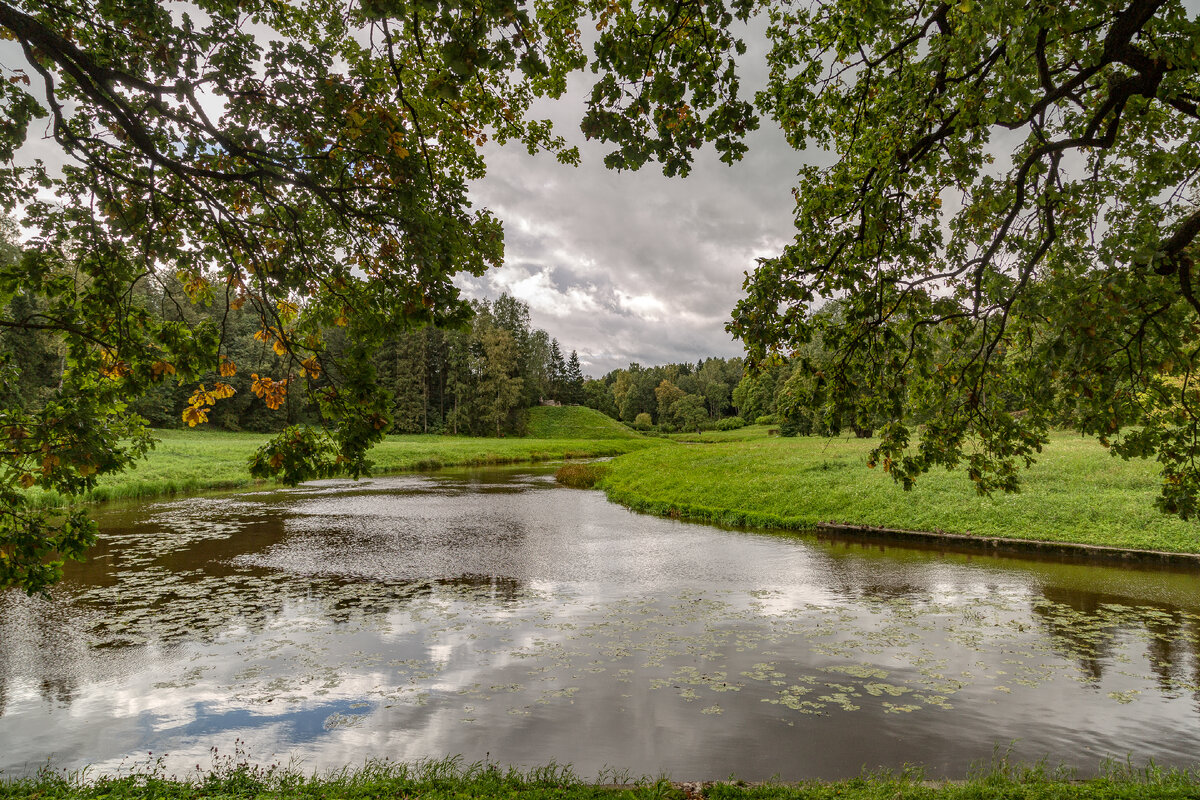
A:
[[27, 418, 662, 508], [600, 428, 1200, 554]]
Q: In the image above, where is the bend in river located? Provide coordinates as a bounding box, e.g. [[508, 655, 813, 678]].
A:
[[3, 466, 1200, 780]]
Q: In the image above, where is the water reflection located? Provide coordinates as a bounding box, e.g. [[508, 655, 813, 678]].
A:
[[2, 467, 1200, 779]]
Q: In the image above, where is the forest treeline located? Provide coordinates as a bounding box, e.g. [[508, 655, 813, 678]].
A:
[[3, 221, 863, 439], [579, 302, 876, 437], [2, 226, 584, 436], [578, 349, 858, 437]]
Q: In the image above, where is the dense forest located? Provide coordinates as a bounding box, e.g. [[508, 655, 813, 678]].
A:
[[1, 224, 584, 437], [578, 301, 882, 438], [2, 217, 871, 440]]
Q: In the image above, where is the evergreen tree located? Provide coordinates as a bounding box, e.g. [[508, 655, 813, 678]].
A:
[[565, 351, 584, 404], [477, 325, 524, 437], [548, 339, 566, 403]]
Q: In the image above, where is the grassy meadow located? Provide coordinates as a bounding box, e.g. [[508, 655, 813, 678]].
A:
[[26, 406, 659, 508], [23, 406, 1200, 555], [598, 425, 1200, 554], [4, 758, 1199, 800], [525, 405, 643, 439]]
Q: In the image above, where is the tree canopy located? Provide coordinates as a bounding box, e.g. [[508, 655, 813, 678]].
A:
[[729, 0, 1200, 518], [3, 0, 1199, 590], [0, 0, 760, 591]]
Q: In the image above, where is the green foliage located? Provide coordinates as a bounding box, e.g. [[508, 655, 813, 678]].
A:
[[5, 0, 1197, 589], [633, 412, 654, 430], [715, 416, 746, 431], [586, 358, 744, 425], [671, 394, 707, 433], [723, 0, 1200, 517]]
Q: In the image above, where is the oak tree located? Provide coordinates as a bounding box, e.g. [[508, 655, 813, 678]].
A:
[[725, 0, 1200, 517]]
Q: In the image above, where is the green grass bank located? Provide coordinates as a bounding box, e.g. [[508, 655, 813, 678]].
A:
[[525, 405, 642, 439], [599, 427, 1200, 555], [4, 759, 1200, 800], [28, 406, 658, 509]]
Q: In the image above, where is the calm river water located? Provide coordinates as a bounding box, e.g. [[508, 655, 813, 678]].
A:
[[3, 466, 1200, 779]]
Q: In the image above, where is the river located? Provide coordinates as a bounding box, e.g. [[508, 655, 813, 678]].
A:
[[2, 466, 1199, 779]]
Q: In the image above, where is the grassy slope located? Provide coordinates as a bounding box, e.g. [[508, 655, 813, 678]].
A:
[[525, 405, 642, 438], [29, 409, 658, 507], [601, 427, 1200, 554]]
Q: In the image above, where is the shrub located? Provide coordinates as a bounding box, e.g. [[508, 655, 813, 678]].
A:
[[555, 463, 609, 489], [754, 415, 777, 425], [633, 412, 653, 430], [715, 416, 746, 431]]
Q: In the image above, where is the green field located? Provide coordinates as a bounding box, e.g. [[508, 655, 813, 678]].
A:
[[25, 408, 1200, 556], [525, 405, 643, 439], [599, 426, 1200, 554], [27, 410, 661, 508], [3, 758, 1198, 800]]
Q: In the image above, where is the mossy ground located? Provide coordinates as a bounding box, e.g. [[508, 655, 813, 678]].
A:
[[600, 427, 1200, 554]]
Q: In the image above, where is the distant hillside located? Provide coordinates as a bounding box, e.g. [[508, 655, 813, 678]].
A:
[[526, 406, 643, 439]]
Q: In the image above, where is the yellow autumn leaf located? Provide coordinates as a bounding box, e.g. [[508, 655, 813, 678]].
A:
[[189, 385, 215, 407], [277, 300, 299, 321]]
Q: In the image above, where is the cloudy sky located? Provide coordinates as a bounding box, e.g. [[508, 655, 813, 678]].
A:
[[463, 63, 806, 377]]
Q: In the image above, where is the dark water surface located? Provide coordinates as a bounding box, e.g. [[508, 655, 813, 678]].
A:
[[3, 467, 1200, 779]]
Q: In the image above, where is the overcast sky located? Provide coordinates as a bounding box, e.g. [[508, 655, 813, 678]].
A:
[[463, 56, 805, 377]]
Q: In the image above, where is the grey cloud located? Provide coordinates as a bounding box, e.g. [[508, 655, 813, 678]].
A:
[[468, 115, 803, 375]]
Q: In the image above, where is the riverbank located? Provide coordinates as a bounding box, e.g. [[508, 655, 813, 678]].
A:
[[3, 759, 1198, 799], [598, 427, 1200, 555], [27, 426, 661, 509], [26, 412, 1200, 557]]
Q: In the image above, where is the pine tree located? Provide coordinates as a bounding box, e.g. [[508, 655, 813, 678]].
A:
[[548, 339, 566, 403], [565, 351, 584, 405]]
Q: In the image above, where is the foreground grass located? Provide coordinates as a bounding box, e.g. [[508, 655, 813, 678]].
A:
[[4, 758, 1200, 800], [601, 429, 1200, 554], [28, 426, 661, 509]]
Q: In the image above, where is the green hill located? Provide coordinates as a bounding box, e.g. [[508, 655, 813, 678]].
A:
[[525, 406, 643, 439]]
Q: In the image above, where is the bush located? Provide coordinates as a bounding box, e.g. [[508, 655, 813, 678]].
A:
[[754, 415, 777, 425], [555, 463, 608, 489], [633, 412, 653, 430], [715, 416, 747, 431]]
